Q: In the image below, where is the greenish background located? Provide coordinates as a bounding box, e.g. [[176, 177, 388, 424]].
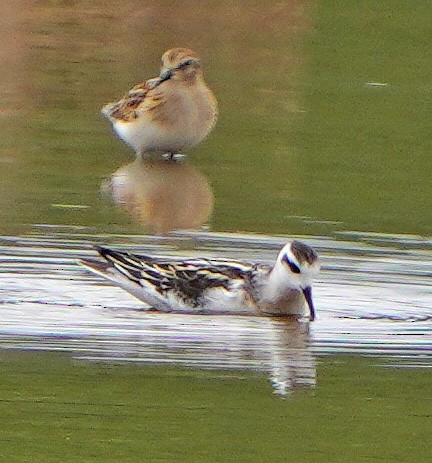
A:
[[1, 2, 432, 461], [1, 351, 430, 463], [1, 0, 430, 237]]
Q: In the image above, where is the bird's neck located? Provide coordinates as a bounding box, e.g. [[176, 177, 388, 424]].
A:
[[254, 266, 303, 316], [261, 265, 296, 302]]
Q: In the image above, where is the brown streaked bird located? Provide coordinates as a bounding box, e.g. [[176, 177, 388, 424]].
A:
[[80, 241, 320, 321], [101, 48, 218, 158]]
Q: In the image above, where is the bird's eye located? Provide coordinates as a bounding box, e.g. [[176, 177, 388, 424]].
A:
[[282, 255, 301, 274], [288, 261, 301, 274]]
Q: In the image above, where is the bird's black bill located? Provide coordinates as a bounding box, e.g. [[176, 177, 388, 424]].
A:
[[159, 69, 172, 82], [302, 286, 315, 321]]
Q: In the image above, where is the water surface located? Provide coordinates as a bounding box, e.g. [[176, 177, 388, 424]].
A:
[[2, 228, 431, 396], [0, 1, 431, 460], [1, 1, 431, 235]]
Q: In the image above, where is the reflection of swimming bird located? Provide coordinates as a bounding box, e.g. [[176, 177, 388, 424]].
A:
[[80, 241, 320, 320], [102, 158, 214, 234], [101, 48, 218, 157], [268, 319, 315, 396]]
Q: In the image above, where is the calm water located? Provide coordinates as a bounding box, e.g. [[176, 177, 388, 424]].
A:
[[2, 228, 431, 397], [2, 1, 431, 236], [0, 1, 431, 459]]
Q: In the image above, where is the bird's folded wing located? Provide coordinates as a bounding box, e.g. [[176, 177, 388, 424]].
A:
[[101, 77, 167, 122]]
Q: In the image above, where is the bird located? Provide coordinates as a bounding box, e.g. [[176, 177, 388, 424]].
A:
[[101, 48, 218, 158], [80, 241, 320, 320]]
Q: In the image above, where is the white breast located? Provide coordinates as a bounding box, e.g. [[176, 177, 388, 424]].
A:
[[113, 117, 161, 153], [200, 284, 257, 315]]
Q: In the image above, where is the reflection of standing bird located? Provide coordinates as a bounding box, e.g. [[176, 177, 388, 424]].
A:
[[101, 48, 218, 158], [102, 158, 214, 234], [80, 241, 320, 320]]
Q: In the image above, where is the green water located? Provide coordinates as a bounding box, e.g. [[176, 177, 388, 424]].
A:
[[1, 351, 431, 463], [296, 1, 432, 236], [1, 0, 430, 236], [1, 2, 431, 461]]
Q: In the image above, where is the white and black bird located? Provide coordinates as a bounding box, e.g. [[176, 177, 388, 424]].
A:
[[80, 241, 320, 320]]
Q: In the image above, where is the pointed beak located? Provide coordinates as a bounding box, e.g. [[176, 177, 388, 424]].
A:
[[187, 57, 200, 67], [159, 68, 172, 82], [302, 286, 316, 321]]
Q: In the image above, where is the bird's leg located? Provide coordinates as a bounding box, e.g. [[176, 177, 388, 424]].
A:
[[161, 152, 175, 161], [161, 152, 185, 162]]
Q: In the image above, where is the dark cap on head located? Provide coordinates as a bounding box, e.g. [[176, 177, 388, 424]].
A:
[[291, 241, 318, 265]]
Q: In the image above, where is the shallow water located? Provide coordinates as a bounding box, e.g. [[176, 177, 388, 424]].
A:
[[0, 4, 431, 457], [2, 1, 432, 236], [2, 228, 431, 396]]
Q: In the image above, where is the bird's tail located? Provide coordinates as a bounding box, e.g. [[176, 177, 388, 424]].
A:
[[79, 257, 115, 281], [79, 247, 170, 310], [101, 102, 120, 120]]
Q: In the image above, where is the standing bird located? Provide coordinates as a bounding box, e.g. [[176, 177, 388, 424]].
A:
[[101, 48, 218, 158], [80, 241, 320, 320]]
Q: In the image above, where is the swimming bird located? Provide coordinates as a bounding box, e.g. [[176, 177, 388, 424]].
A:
[[80, 241, 320, 320], [101, 48, 218, 158]]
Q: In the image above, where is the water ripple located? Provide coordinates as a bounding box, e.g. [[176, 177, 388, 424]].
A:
[[1, 227, 431, 395]]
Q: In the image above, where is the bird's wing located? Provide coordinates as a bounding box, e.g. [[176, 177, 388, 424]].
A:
[[101, 77, 167, 122], [95, 247, 255, 302]]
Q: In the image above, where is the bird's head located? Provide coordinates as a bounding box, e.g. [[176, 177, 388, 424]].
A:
[[160, 48, 201, 81], [275, 241, 320, 321]]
